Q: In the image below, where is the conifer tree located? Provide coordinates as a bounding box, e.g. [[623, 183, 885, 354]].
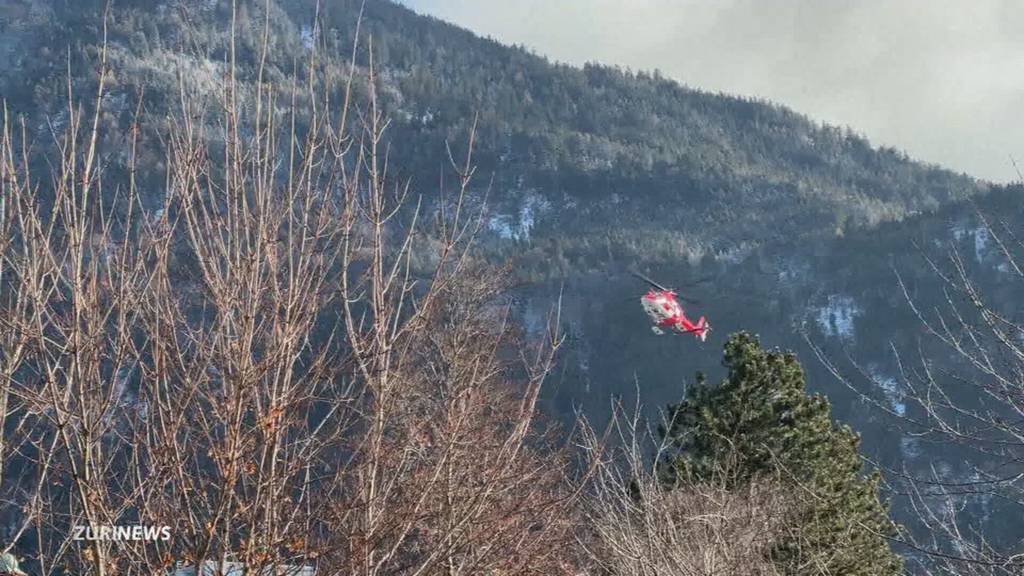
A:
[[661, 332, 902, 575]]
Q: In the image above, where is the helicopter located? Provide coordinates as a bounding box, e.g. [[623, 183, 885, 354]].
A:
[[632, 270, 711, 341]]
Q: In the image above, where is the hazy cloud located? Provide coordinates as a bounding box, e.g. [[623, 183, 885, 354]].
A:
[[402, 0, 1024, 182]]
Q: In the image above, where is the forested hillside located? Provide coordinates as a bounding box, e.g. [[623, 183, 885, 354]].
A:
[[542, 182, 1024, 564], [1, 0, 987, 276]]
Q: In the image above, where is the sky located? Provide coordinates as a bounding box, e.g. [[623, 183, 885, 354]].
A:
[[401, 0, 1024, 183]]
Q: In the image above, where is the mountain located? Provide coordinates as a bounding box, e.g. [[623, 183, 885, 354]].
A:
[[3, 0, 1019, 550], [1, 0, 987, 277]]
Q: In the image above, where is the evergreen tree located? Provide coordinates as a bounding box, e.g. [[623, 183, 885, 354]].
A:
[[660, 332, 902, 576]]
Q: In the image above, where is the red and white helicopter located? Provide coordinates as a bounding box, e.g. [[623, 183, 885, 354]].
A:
[[633, 271, 711, 341]]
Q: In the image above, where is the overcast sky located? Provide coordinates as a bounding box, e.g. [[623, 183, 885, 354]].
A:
[[401, 0, 1024, 183]]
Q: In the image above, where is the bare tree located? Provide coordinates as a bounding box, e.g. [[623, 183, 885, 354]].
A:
[[574, 399, 807, 576], [0, 4, 581, 574], [811, 208, 1024, 575]]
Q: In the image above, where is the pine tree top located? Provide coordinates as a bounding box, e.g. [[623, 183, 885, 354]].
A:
[[660, 332, 902, 576]]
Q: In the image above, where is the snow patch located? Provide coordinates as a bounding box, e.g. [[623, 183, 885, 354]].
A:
[[488, 191, 549, 242], [870, 370, 906, 416], [952, 220, 994, 264], [814, 295, 861, 340], [300, 24, 314, 49], [974, 226, 990, 263]]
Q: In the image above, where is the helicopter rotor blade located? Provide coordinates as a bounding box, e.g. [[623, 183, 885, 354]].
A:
[[676, 275, 715, 289], [630, 270, 670, 292]]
